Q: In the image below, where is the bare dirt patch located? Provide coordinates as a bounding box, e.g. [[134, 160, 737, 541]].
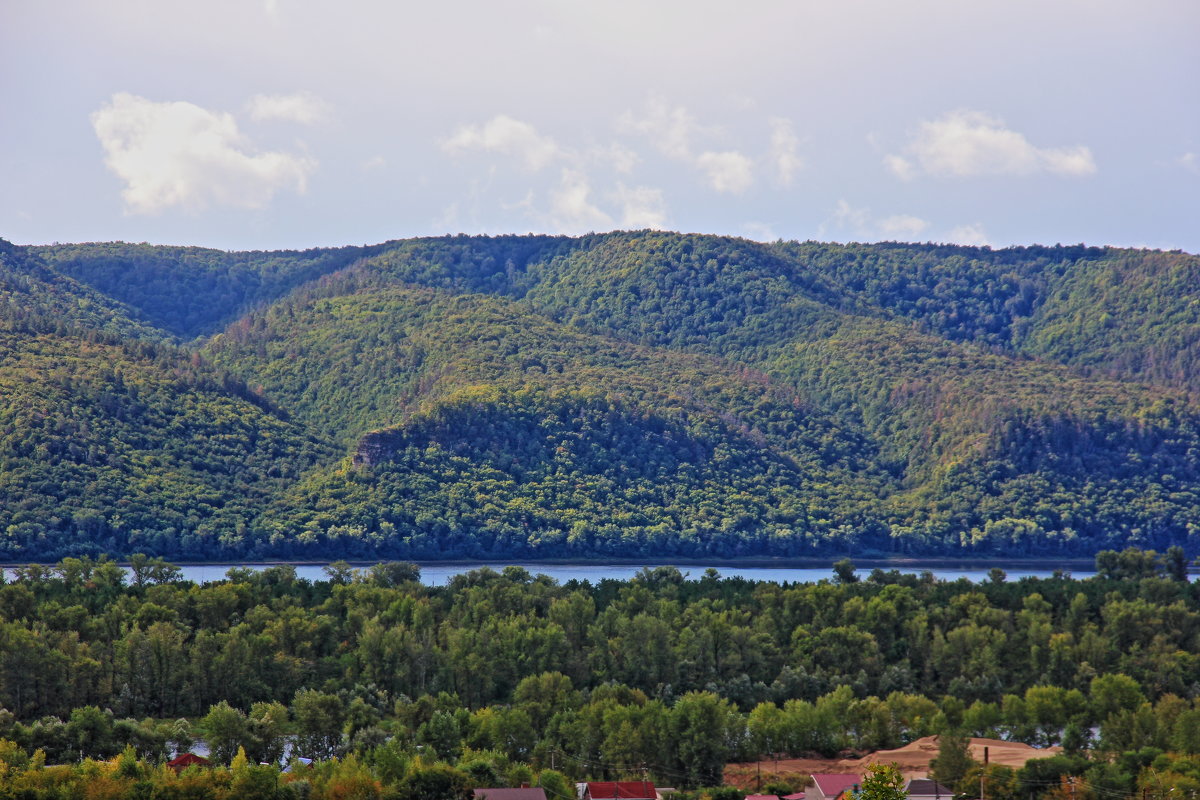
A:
[[725, 736, 1061, 787]]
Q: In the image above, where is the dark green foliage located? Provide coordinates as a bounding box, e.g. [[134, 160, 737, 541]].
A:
[[0, 241, 159, 340], [205, 284, 887, 558], [32, 240, 388, 340], [7, 231, 1200, 559], [929, 731, 975, 787], [0, 314, 330, 560], [3, 562, 1200, 792]]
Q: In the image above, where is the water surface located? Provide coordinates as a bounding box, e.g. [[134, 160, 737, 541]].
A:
[[165, 562, 1095, 586]]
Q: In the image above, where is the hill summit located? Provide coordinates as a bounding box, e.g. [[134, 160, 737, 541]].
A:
[[3, 231, 1200, 561]]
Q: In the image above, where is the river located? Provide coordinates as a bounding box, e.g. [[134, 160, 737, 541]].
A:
[[157, 561, 1096, 585]]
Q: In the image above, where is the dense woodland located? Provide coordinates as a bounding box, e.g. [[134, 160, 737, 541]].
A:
[[0, 554, 1196, 798], [4, 232, 1200, 559]]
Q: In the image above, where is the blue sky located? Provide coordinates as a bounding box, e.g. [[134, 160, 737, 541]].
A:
[[3, 0, 1197, 252]]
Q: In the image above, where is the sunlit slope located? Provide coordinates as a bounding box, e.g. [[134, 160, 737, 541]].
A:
[[767, 318, 1200, 553], [0, 240, 161, 340], [0, 314, 332, 560], [11, 231, 1200, 557], [484, 232, 1200, 552], [771, 240, 1200, 391], [1019, 249, 1200, 389], [205, 285, 891, 557]]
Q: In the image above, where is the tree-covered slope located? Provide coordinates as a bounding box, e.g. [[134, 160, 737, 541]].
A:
[[204, 285, 890, 557], [0, 311, 332, 560], [30, 241, 387, 339], [468, 232, 1200, 553], [768, 317, 1200, 553], [9, 230, 1200, 559], [0, 240, 160, 340], [771, 240, 1200, 391], [198, 233, 1200, 556], [1019, 249, 1200, 388]]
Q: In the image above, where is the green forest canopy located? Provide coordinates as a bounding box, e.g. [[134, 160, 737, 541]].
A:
[[3, 232, 1200, 560], [0, 552, 1194, 798]]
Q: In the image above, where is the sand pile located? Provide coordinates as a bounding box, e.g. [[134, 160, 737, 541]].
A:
[[726, 736, 1061, 786], [849, 736, 1060, 774]]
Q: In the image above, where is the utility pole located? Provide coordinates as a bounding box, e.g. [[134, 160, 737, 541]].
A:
[[980, 746, 988, 800]]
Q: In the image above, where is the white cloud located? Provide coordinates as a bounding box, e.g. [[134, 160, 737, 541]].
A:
[[832, 199, 871, 235], [769, 118, 803, 186], [443, 115, 563, 171], [617, 96, 698, 160], [944, 223, 991, 247], [1182, 153, 1200, 175], [91, 92, 314, 214], [883, 154, 916, 181], [618, 97, 765, 195], [697, 150, 754, 194], [593, 142, 639, 174], [879, 214, 929, 238], [361, 155, 387, 171], [826, 200, 929, 242], [887, 110, 1097, 179], [614, 184, 667, 230], [247, 91, 330, 125], [549, 169, 612, 233], [742, 221, 778, 242]]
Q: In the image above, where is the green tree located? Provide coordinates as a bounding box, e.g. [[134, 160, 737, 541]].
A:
[[957, 763, 1020, 800], [1090, 674, 1146, 721], [231, 745, 281, 800], [367, 561, 421, 587], [929, 731, 975, 788], [396, 762, 471, 800], [201, 700, 248, 764], [833, 559, 859, 584], [538, 769, 574, 800], [248, 701, 289, 765], [66, 705, 117, 760], [671, 691, 738, 787], [292, 689, 345, 760], [858, 763, 904, 800], [417, 710, 462, 760]]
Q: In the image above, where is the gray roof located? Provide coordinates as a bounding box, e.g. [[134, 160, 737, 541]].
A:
[[904, 779, 953, 797], [474, 789, 549, 800]]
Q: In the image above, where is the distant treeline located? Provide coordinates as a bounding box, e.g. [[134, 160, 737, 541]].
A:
[[0, 550, 1198, 796]]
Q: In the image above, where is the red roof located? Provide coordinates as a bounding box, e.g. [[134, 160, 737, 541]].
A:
[[811, 775, 860, 799], [166, 753, 211, 773], [585, 782, 658, 800], [745, 795, 779, 800]]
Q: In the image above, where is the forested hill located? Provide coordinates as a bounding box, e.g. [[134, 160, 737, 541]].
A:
[[4, 231, 1200, 560]]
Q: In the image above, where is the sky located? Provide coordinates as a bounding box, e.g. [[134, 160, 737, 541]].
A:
[[3, 0, 1198, 252]]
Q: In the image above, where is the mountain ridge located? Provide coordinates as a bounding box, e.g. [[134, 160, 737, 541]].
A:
[[3, 231, 1200, 559]]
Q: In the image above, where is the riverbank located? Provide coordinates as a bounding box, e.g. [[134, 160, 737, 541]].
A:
[[1, 554, 1100, 570], [4, 558, 1111, 587]]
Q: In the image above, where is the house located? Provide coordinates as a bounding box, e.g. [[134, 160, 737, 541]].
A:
[[581, 781, 658, 800], [166, 753, 211, 774], [903, 779, 953, 800], [805, 774, 861, 800], [745, 794, 779, 800], [474, 789, 548, 800]]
